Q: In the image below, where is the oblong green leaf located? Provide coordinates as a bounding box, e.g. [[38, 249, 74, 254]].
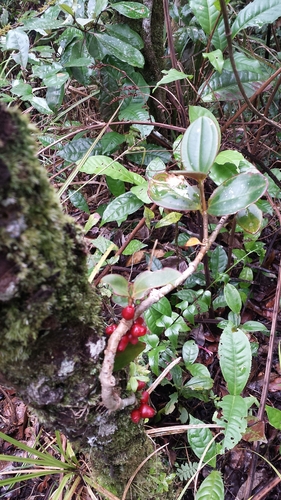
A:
[[6, 29, 29, 69], [213, 395, 248, 452], [114, 342, 146, 371], [181, 116, 220, 177], [218, 326, 251, 395], [188, 415, 216, 468], [133, 268, 181, 299], [111, 1, 150, 18], [101, 274, 129, 296], [232, 0, 281, 40], [101, 192, 143, 226], [118, 103, 153, 138], [190, 0, 220, 35], [182, 340, 199, 366], [68, 189, 90, 214], [195, 471, 224, 500], [148, 172, 201, 211], [207, 172, 268, 216], [200, 69, 270, 102], [236, 203, 262, 234], [95, 33, 144, 67], [80, 155, 144, 185], [265, 405, 281, 431], [224, 283, 242, 314]]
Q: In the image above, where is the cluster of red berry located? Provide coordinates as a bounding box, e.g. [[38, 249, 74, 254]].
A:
[[105, 305, 147, 352], [130, 380, 156, 423]]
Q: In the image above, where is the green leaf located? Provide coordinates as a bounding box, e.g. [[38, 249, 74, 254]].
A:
[[184, 375, 213, 391], [130, 183, 151, 204], [188, 363, 211, 378], [148, 172, 201, 211], [46, 85, 64, 112], [59, 3, 75, 16], [219, 325, 251, 395], [209, 245, 228, 277], [6, 29, 29, 69], [224, 283, 242, 314], [153, 69, 192, 93], [84, 213, 100, 233], [188, 416, 216, 467], [68, 190, 90, 214], [232, 0, 281, 40], [44, 72, 69, 88], [81, 155, 144, 185], [106, 24, 144, 50], [265, 405, 281, 431], [203, 49, 224, 73], [114, 342, 146, 371], [200, 69, 270, 102], [144, 297, 172, 335], [207, 172, 268, 216], [188, 105, 221, 140], [182, 340, 199, 366], [224, 52, 270, 75], [111, 1, 150, 18], [100, 131, 125, 154], [101, 274, 129, 296], [195, 471, 224, 500], [118, 103, 153, 138], [101, 192, 143, 226], [190, 0, 220, 35], [28, 96, 53, 115], [88, 0, 108, 18], [241, 321, 269, 334], [236, 203, 263, 234], [146, 158, 166, 180], [181, 116, 220, 178], [95, 33, 144, 67], [133, 269, 181, 299], [155, 211, 182, 228], [213, 395, 249, 452], [122, 240, 147, 255], [106, 176, 125, 197]]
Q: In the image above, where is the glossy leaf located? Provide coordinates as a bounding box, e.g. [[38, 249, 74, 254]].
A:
[[95, 33, 144, 68], [106, 24, 144, 50], [146, 158, 166, 180], [153, 68, 192, 93], [241, 321, 269, 334], [122, 240, 147, 256], [144, 297, 172, 335], [188, 363, 211, 378], [209, 245, 228, 277], [214, 395, 248, 452], [224, 283, 242, 315], [119, 103, 153, 138], [190, 0, 219, 35], [155, 211, 182, 228], [189, 105, 221, 140], [114, 342, 145, 371], [148, 172, 201, 211], [195, 471, 224, 500], [101, 192, 143, 226], [232, 0, 281, 40], [203, 49, 224, 73], [111, 1, 150, 19], [101, 274, 129, 296], [87, 0, 108, 18], [184, 375, 213, 391], [207, 172, 268, 216], [236, 203, 263, 234], [182, 340, 199, 366], [68, 190, 90, 214], [200, 69, 270, 102], [133, 269, 181, 299], [130, 183, 151, 204], [265, 405, 281, 431], [6, 29, 29, 69], [181, 116, 220, 178], [219, 325, 251, 395], [81, 155, 144, 185], [188, 416, 216, 467]]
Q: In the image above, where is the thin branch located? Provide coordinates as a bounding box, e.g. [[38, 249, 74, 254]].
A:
[[99, 215, 229, 410]]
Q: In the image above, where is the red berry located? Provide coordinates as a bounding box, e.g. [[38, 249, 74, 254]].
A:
[[135, 317, 144, 325], [139, 403, 156, 419], [131, 408, 141, 424], [117, 335, 129, 352], [122, 305, 135, 321], [127, 333, 139, 345], [131, 323, 147, 338], [137, 380, 146, 391], [140, 391, 150, 404], [105, 324, 117, 335]]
